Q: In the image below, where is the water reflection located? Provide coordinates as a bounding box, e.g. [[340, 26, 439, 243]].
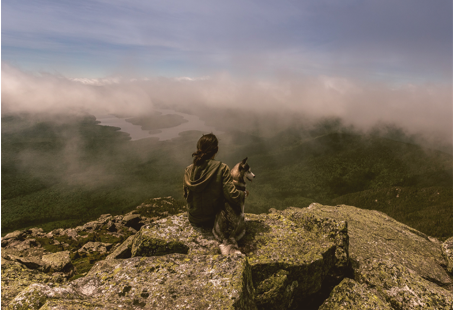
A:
[[96, 109, 220, 141]]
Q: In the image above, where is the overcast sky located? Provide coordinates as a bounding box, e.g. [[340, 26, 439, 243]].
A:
[[2, 0, 451, 82]]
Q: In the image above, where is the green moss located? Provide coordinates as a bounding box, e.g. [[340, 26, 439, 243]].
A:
[[101, 235, 119, 244], [40, 299, 104, 309], [69, 252, 109, 281], [8, 284, 49, 310], [68, 274, 85, 281], [1, 262, 54, 308], [237, 210, 350, 309], [254, 269, 289, 307], [35, 237, 64, 253], [132, 237, 189, 257]]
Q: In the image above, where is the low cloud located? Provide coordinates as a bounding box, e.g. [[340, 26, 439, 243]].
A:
[[2, 63, 451, 147], [1, 63, 153, 116]]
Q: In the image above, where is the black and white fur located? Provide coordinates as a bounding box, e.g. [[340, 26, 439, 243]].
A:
[[212, 157, 255, 255]]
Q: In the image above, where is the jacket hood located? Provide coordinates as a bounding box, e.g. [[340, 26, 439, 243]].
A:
[[184, 160, 222, 193]]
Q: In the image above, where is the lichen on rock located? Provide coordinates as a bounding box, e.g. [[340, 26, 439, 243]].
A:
[[304, 203, 453, 309], [253, 269, 298, 309], [7, 283, 83, 310], [305, 203, 451, 286], [319, 278, 392, 310], [2, 198, 453, 309], [127, 206, 352, 308], [41, 251, 72, 272], [131, 213, 219, 257], [7, 254, 257, 309], [442, 237, 453, 274], [356, 259, 453, 309], [1, 260, 56, 308], [241, 208, 351, 309]]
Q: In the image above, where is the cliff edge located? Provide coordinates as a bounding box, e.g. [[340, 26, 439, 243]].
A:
[[2, 199, 452, 309]]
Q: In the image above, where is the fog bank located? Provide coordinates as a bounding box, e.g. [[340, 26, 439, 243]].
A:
[[2, 63, 451, 147]]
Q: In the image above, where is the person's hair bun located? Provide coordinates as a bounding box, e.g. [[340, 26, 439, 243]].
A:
[[192, 133, 218, 166]]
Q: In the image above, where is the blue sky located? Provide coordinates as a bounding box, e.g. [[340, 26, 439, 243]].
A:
[[2, 0, 451, 82]]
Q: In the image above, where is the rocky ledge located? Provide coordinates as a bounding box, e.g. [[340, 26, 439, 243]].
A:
[[2, 200, 453, 309]]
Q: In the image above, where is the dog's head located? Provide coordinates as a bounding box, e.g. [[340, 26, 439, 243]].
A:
[[239, 157, 255, 183]]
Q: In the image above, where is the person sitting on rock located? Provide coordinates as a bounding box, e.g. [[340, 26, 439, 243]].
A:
[[183, 133, 247, 229]]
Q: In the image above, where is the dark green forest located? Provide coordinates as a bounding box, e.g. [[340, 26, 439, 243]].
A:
[[2, 111, 452, 240]]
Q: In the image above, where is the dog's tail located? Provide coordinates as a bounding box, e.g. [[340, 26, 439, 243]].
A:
[[219, 237, 242, 255]]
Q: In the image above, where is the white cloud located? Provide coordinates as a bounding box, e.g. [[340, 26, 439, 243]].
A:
[[2, 64, 450, 145], [1, 64, 153, 116]]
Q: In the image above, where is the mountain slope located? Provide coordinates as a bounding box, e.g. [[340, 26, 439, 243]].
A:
[[2, 114, 452, 240], [226, 131, 453, 239]]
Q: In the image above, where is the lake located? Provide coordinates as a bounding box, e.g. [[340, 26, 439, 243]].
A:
[[95, 109, 221, 141]]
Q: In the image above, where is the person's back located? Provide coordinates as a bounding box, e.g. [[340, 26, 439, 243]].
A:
[[183, 134, 244, 229]]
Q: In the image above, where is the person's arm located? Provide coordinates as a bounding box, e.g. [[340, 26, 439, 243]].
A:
[[221, 165, 245, 214], [183, 184, 188, 199], [183, 167, 190, 200]]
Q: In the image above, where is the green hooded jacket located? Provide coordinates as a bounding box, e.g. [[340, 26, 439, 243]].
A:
[[183, 159, 244, 227]]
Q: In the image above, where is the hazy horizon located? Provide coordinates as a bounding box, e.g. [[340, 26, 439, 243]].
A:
[[2, 63, 452, 153]]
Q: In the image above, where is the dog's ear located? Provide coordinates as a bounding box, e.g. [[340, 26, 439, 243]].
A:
[[241, 157, 248, 165]]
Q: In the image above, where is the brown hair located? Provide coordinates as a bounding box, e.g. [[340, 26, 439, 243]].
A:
[[192, 133, 218, 166]]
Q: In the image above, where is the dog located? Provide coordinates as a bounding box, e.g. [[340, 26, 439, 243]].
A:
[[212, 157, 255, 255]]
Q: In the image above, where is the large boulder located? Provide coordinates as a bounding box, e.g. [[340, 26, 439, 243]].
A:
[[319, 278, 393, 310], [131, 209, 350, 309], [305, 203, 453, 309], [6, 209, 350, 309], [305, 203, 451, 283], [2, 230, 26, 243], [8, 254, 257, 310], [355, 259, 453, 309], [131, 213, 219, 257], [241, 208, 350, 309], [41, 251, 72, 272], [3, 201, 452, 309], [7, 283, 83, 310], [122, 213, 144, 230], [1, 260, 56, 308], [320, 263, 453, 310], [106, 235, 134, 260]]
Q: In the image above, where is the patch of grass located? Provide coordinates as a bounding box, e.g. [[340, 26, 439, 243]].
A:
[[70, 252, 109, 281], [35, 237, 65, 253]]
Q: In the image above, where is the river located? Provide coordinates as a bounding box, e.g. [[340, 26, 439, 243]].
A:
[[95, 109, 221, 141]]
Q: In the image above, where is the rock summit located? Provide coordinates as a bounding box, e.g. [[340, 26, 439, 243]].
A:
[[2, 199, 452, 309]]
